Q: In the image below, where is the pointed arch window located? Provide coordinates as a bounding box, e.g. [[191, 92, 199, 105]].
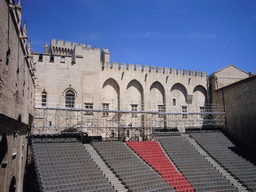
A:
[[41, 91, 47, 106], [65, 90, 75, 108]]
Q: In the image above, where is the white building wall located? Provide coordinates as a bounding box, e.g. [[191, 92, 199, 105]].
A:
[[33, 39, 207, 136]]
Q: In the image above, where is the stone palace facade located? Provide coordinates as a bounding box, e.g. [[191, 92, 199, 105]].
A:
[[32, 39, 208, 138]]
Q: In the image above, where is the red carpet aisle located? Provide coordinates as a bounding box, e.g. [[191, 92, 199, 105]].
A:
[[127, 141, 194, 192]]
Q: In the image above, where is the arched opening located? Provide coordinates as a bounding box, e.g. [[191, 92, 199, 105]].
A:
[[193, 85, 207, 127], [0, 133, 8, 164], [102, 78, 120, 110], [41, 90, 47, 106], [126, 80, 144, 129], [102, 78, 120, 138], [9, 177, 16, 192], [126, 80, 144, 111], [150, 81, 165, 107], [171, 83, 188, 124], [65, 90, 75, 108], [171, 83, 187, 105], [193, 85, 207, 104], [150, 81, 166, 128]]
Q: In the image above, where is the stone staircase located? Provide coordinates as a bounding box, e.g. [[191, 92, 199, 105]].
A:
[[182, 134, 248, 192], [84, 144, 128, 192]]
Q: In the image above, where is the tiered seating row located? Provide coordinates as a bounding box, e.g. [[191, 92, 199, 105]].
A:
[[92, 141, 175, 192], [190, 132, 256, 192], [32, 138, 115, 192], [32, 137, 78, 143], [158, 136, 239, 192], [127, 140, 194, 192]]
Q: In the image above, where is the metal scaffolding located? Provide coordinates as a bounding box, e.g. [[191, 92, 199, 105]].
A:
[[32, 103, 226, 140]]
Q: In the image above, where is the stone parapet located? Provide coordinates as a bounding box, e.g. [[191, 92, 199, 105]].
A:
[[49, 39, 87, 55], [102, 62, 207, 78]]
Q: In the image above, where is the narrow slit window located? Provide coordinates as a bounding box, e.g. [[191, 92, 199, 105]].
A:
[[173, 99, 176, 106], [38, 54, 43, 62], [50, 55, 54, 62]]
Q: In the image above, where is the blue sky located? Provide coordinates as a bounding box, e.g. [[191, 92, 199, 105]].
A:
[[21, 0, 256, 75]]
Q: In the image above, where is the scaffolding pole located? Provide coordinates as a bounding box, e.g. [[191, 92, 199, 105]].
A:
[[32, 103, 226, 140]]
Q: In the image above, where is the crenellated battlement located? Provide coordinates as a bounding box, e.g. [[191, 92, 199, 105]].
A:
[[50, 39, 87, 49], [49, 39, 91, 56], [103, 62, 206, 78], [39, 39, 207, 78]]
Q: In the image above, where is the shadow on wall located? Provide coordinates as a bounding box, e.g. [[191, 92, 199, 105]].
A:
[[9, 177, 16, 192], [0, 133, 8, 165]]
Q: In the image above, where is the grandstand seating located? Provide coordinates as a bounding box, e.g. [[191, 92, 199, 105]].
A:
[[92, 141, 175, 192], [32, 137, 115, 192], [157, 136, 239, 192], [31, 131, 256, 192], [190, 132, 256, 192], [127, 140, 194, 192]]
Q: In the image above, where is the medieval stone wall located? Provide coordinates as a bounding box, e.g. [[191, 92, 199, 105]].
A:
[[33, 39, 207, 135], [213, 76, 256, 149], [0, 0, 35, 191]]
